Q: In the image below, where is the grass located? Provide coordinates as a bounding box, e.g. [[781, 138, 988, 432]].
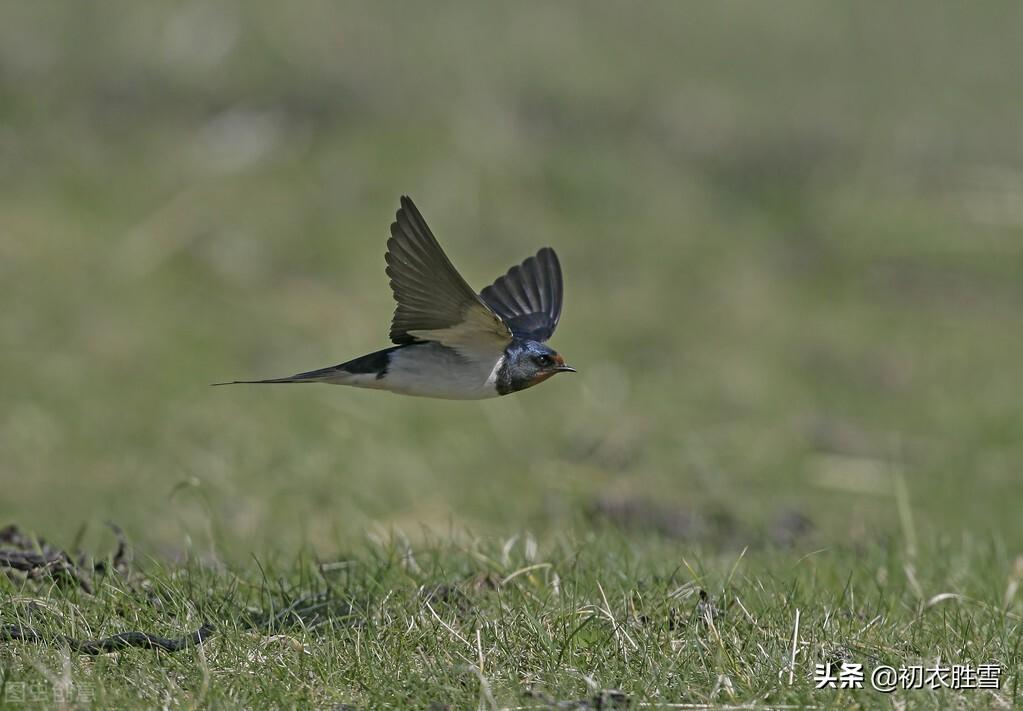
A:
[[2, 1, 1023, 708], [2, 532, 1021, 708]]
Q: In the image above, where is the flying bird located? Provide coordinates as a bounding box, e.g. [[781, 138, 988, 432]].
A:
[[215, 196, 574, 399]]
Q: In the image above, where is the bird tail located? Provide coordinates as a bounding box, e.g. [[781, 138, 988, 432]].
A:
[[213, 346, 398, 387], [210, 364, 343, 386]]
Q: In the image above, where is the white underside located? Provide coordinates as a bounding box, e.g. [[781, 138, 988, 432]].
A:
[[326, 343, 504, 400]]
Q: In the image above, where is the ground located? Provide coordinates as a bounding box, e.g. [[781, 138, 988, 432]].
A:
[[1, 2, 1022, 708]]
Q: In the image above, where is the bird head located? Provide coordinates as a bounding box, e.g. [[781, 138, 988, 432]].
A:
[[498, 340, 575, 394]]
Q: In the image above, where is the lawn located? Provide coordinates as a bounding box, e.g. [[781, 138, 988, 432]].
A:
[[1, 2, 1022, 708]]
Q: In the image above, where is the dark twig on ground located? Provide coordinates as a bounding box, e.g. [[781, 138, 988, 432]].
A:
[[0, 524, 94, 593], [1, 523, 213, 655], [1, 623, 215, 655], [2, 523, 367, 656]]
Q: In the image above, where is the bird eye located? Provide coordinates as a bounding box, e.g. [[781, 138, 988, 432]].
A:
[[535, 354, 552, 367]]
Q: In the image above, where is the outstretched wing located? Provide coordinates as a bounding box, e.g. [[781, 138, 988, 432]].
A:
[[480, 247, 563, 342], [386, 196, 512, 354]]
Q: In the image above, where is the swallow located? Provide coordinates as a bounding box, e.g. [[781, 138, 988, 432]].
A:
[[214, 196, 575, 399]]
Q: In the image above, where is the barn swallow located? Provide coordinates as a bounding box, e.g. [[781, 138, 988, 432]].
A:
[[214, 196, 574, 399]]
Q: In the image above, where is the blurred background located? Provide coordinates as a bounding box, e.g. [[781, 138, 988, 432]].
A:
[[2, 2, 1021, 557]]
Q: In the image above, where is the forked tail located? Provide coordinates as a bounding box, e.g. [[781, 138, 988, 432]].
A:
[[210, 364, 342, 386], [212, 346, 398, 387]]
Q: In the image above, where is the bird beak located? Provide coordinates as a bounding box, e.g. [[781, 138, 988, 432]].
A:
[[552, 354, 575, 373]]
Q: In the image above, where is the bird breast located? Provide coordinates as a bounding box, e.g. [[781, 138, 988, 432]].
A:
[[379, 343, 504, 400]]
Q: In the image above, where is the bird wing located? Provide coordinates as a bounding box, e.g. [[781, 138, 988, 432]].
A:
[[386, 196, 513, 357], [479, 247, 563, 342]]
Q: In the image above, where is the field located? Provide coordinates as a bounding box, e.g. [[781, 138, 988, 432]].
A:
[[2, 3, 1022, 708]]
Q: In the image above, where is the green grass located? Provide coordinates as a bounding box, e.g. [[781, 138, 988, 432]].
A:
[[2, 532, 1021, 708], [2, 1, 1023, 707]]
